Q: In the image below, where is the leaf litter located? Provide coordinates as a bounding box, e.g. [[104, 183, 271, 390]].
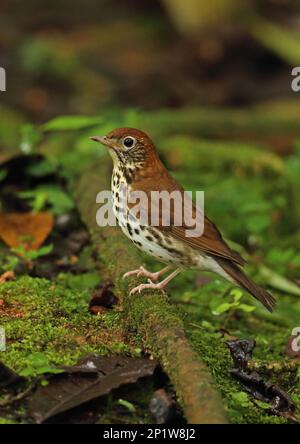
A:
[[89, 283, 118, 315], [0, 362, 26, 390], [28, 354, 158, 423], [0, 212, 53, 251], [227, 339, 296, 421]]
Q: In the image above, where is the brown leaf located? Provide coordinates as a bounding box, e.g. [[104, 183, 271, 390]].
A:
[[29, 354, 158, 423], [0, 271, 16, 283], [284, 335, 300, 358], [149, 389, 177, 424], [227, 339, 296, 421], [0, 212, 53, 250], [89, 283, 118, 314], [0, 362, 26, 389]]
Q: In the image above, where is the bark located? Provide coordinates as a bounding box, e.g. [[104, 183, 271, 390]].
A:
[[73, 158, 228, 424]]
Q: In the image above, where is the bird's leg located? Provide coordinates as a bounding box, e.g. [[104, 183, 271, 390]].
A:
[[123, 265, 172, 282], [130, 268, 181, 295]]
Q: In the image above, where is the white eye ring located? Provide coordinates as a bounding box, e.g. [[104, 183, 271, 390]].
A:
[[122, 136, 136, 150]]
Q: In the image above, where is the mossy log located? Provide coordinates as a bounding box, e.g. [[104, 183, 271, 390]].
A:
[[73, 158, 228, 424]]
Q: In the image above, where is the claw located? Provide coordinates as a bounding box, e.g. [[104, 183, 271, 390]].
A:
[[123, 265, 172, 282], [123, 266, 147, 280], [129, 268, 181, 295], [130, 282, 166, 295]]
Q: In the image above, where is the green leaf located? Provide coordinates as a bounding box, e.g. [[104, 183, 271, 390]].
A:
[[42, 115, 102, 132], [212, 302, 233, 315], [117, 399, 136, 413], [27, 244, 53, 260], [20, 352, 63, 378], [255, 400, 270, 410], [231, 391, 250, 408], [238, 304, 256, 313], [20, 124, 41, 154], [201, 320, 215, 331], [20, 186, 75, 215], [40, 186, 75, 215], [0, 169, 7, 182], [250, 18, 300, 65], [12, 244, 53, 261], [230, 288, 243, 303], [27, 159, 58, 177], [1, 255, 20, 272], [19, 190, 48, 213]]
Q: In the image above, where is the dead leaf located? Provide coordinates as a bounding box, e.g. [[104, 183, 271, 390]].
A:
[[29, 354, 158, 423], [227, 339, 296, 421], [284, 335, 300, 358], [0, 271, 16, 283], [0, 362, 26, 389], [149, 389, 177, 424], [227, 339, 255, 371], [89, 283, 118, 315], [0, 212, 53, 250]]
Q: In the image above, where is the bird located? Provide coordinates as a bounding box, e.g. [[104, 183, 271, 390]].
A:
[[90, 128, 276, 312]]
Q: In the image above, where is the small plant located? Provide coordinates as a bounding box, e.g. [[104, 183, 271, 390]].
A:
[[0, 244, 53, 273], [20, 352, 63, 378], [116, 399, 136, 413], [231, 391, 251, 408], [0, 254, 20, 272], [19, 185, 74, 215], [211, 288, 256, 316], [12, 244, 53, 262]]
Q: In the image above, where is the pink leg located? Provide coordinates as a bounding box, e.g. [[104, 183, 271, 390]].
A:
[[130, 268, 181, 295], [123, 265, 172, 282]]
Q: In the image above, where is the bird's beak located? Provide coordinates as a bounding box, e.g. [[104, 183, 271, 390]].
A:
[[90, 136, 110, 146]]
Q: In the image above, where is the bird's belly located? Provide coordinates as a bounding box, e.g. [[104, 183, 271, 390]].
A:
[[114, 211, 198, 267], [119, 221, 182, 264], [112, 187, 227, 272]]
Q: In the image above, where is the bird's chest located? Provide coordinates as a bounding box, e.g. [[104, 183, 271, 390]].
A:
[[111, 169, 194, 266], [111, 169, 138, 237], [111, 168, 128, 225]]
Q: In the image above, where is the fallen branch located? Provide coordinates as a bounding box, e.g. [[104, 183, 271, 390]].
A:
[[73, 158, 228, 424]]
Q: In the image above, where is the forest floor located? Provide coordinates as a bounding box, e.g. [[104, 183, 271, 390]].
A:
[[0, 105, 300, 423]]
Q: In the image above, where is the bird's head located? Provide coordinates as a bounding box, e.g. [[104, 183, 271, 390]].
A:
[[90, 128, 156, 168]]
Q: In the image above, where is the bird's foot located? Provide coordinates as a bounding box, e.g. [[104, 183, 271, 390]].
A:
[[129, 280, 167, 295], [123, 266, 169, 282]]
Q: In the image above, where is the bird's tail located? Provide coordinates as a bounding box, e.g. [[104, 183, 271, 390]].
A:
[[217, 258, 276, 312]]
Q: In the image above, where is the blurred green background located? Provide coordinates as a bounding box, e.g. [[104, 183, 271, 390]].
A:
[[1, 0, 300, 119]]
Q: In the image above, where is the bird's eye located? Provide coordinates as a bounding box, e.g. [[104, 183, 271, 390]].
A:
[[122, 136, 136, 149]]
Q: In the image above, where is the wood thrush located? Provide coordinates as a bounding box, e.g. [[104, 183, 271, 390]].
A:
[[90, 128, 275, 312]]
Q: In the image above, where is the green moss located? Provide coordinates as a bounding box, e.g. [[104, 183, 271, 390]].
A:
[[165, 274, 300, 424], [136, 243, 300, 424], [0, 276, 133, 373]]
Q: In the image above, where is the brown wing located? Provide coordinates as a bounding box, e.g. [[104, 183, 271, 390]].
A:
[[169, 215, 246, 266], [131, 163, 246, 267]]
